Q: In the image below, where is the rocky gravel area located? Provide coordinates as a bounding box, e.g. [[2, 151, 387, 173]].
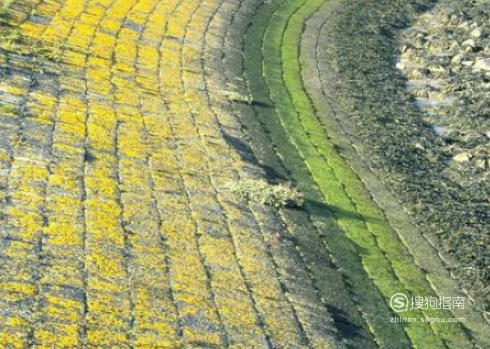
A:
[[398, 0, 490, 189], [318, 0, 489, 316]]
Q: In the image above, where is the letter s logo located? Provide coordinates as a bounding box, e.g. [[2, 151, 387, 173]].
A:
[[390, 293, 409, 312]]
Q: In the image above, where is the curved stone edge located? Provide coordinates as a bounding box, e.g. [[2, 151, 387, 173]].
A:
[[300, 0, 490, 346]]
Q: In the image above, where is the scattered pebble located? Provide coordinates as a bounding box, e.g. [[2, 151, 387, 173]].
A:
[[398, 0, 490, 174], [461, 39, 476, 51], [470, 27, 482, 38], [473, 58, 490, 71], [453, 152, 471, 162]]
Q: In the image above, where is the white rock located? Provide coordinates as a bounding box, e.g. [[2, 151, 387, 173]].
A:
[[474, 58, 490, 71], [453, 152, 471, 162], [410, 69, 426, 79], [396, 62, 405, 70], [451, 54, 463, 64], [470, 28, 482, 38], [476, 159, 488, 169], [461, 39, 476, 49]]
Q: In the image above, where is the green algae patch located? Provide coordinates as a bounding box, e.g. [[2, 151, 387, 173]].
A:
[[243, 0, 479, 347]]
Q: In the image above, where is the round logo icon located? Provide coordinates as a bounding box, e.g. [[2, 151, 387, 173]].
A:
[[390, 293, 409, 312]]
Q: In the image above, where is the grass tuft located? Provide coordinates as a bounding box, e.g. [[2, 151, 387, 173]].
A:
[[221, 90, 254, 105], [226, 178, 304, 209]]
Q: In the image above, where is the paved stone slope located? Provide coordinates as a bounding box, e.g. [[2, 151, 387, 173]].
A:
[[0, 0, 344, 347], [0, 0, 486, 348]]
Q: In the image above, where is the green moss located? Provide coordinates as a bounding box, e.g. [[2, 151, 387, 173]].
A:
[[244, 1, 411, 348], [243, 0, 474, 347], [0, 103, 16, 115], [0, 0, 15, 17]]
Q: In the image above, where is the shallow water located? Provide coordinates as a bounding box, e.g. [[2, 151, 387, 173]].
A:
[[414, 96, 455, 108], [406, 79, 442, 91], [432, 125, 449, 135]]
